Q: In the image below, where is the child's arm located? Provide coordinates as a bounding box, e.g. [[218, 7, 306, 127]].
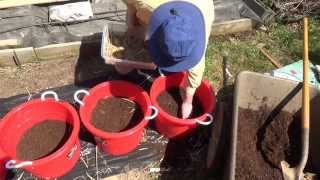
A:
[[126, 3, 138, 34], [123, 1, 145, 40]]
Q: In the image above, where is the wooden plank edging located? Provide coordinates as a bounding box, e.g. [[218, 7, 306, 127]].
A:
[[211, 18, 254, 36], [0, 0, 70, 9]]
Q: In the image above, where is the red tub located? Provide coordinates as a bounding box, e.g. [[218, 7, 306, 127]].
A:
[[0, 91, 80, 179], [150, 73, 216, 138], [74, 81, 158, 156], [0, 148, 7, 180]]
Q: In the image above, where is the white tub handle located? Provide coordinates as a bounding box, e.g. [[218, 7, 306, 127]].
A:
[[41, 91, 59, 101], [5, 160, 33, 169], [158, 68, 164, 77], [95, 137, 107, 146], [74, 90, 90, 106], [195, 113, 213, 126], [145, 106, 158, 120]]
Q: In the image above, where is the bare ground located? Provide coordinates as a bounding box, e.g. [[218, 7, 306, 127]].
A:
[[0, 59, 76, 98], [0, 50, 116, 98]]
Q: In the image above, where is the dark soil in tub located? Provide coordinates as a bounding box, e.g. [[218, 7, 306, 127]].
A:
[[157, 87, 204, 118], [236, 105, 301, 180], [17, 120, 72, 161], [91, 97, 143, 132]]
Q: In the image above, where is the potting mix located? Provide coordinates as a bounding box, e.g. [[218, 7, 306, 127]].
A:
[[17, 120, 72, 161], [157, 87, 204, 119], [236, 105, 301, 180], [91, 97, 143, 132]]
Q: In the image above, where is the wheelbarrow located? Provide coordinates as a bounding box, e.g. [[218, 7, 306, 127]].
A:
[[225, 71, 320, 180]]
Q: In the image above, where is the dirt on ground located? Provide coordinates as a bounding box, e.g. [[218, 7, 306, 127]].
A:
[[157, 87, 204, 119], [0, 59, 76, 98], [0, 52, 115, 98], [236, 106, 300, 180], [16, 120, 72, 160], [91, 97, 143, 132]]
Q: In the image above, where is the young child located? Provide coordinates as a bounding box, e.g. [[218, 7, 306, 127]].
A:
[[117, 0, 214, 119]]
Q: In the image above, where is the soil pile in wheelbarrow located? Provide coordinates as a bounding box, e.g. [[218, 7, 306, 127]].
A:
[[91, 97, 143, 132], [157, 87, 204, 118], [236, 105, 301, 180], [17, 120, 72, 160]]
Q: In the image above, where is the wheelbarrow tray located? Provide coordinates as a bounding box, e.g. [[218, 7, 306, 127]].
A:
[[101, 24, 156, 70], [225, 71, 320, 180]]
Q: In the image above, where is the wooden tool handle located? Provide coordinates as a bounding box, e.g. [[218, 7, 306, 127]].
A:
[[258, 47, 282, 68], [303, 17, 310, 129]]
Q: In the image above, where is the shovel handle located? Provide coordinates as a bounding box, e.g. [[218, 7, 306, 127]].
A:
[[281, 17, 310, 180], [297, 17, 310, 180], [303, 17, 310, 129]]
